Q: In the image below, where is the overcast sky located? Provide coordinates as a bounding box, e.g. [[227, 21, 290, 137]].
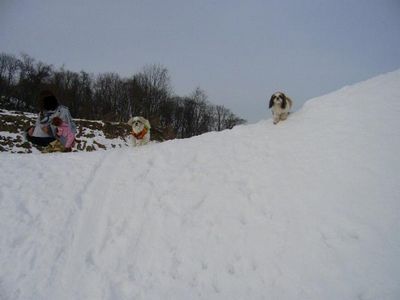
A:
[[1, 0, 399, 122]]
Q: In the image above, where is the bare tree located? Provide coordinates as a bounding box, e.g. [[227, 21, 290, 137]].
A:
[[17, 53, 52, 109], [133, 64, 171, 118], [214, 105, 230, 131], [0, 53, 20, 105]]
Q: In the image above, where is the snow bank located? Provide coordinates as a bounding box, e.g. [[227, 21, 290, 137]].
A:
[[1, 70, 400, 299]]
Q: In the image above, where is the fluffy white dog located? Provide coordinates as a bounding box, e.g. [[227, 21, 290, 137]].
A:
[[127, 116, 151, 146], [269, 92, 293, 124]]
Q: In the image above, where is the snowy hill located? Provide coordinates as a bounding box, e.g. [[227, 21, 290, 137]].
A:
[[1, 70, 400, 300], [0, 110, 133, 153]]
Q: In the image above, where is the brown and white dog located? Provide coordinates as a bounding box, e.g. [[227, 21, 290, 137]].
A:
[[269, 92, 293, 124], [127, 116, 151, 146]]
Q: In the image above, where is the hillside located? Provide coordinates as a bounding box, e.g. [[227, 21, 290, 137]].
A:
[[0, 110, 132, 153], [0, 70, 399, 300]]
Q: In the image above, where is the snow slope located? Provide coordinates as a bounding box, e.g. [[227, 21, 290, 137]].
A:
[[1, 70, 400, 300]]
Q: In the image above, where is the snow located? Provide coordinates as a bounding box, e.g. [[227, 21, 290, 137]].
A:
[[0, 110, 36, 118], [1, 70, 400, 300], [75, 127, 129, 151]]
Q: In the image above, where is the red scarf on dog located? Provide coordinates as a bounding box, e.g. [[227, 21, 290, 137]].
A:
[[131, 127, 148, 140]]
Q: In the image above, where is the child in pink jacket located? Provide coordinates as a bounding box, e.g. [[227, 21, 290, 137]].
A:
[[51, 116, 76, 151]]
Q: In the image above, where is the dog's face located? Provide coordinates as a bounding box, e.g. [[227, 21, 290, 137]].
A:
[[269, 92, 287, 109], [127, 116, 150, 134]]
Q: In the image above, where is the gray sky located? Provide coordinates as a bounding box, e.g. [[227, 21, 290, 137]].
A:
[[1, 0, 400, 123]]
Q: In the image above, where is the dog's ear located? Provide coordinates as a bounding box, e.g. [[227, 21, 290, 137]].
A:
[[281, 93, 287, 109], [269, 95, 274, 108], [127, 117, 134, 126], [140, 117, 151, 129]]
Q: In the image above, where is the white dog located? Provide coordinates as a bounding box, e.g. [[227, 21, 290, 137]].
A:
[[127, 116, 151, 146], [269, 92, 293, 124]]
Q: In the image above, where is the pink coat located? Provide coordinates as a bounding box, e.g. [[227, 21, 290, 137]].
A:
[[56, 122, 75, 148]]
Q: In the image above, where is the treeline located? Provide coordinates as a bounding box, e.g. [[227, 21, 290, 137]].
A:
[[0, 52, 245, 138]]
